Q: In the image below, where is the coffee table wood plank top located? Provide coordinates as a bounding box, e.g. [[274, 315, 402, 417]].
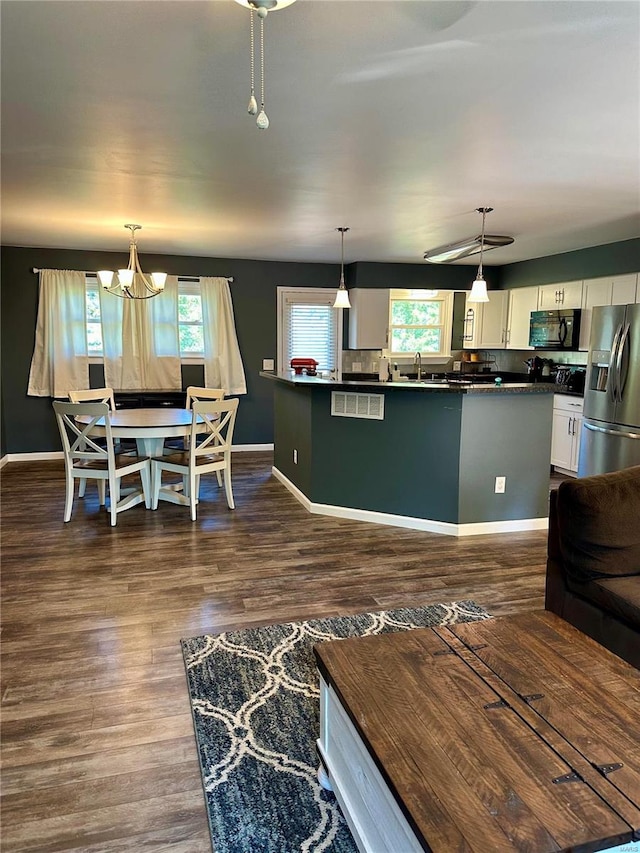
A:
[[315, 612, 640, 853], [450, 612, 640, 813]]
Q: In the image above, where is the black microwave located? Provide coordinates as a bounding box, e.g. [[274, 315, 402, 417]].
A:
[[529, 309, 581, 350]]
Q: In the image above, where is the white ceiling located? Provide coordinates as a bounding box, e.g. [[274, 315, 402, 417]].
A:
[[1, 0, 639, 267]]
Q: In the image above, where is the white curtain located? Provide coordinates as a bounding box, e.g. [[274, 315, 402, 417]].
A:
[[201, 277, 247, 394], [27, 270, 89, 397], [101, 275, 182, 391]]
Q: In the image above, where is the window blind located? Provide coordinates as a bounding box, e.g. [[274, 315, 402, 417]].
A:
[[283, 294, 338, 371]]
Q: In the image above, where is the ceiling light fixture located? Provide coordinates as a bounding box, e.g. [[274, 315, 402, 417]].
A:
[[234, 0, 298, 130], [468, 207, 492, 303], [423, 229, 514, 264], [97, 225, 167, 299], [333, 227, 351, 309]]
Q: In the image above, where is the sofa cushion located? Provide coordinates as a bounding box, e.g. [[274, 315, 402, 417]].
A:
[[557, 465, 640, 583], [565, 575, 640, 629]]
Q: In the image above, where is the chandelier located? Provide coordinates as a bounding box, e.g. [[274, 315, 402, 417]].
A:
[[97, 225, 167, 299], [234, 0, 298, 129], [333, 227, 351, 309]]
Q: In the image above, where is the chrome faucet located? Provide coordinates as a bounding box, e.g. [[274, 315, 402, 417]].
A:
[[414, 352, 422, 381]]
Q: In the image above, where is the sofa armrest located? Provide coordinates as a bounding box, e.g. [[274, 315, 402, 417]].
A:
[[545, 489, 567, 615]]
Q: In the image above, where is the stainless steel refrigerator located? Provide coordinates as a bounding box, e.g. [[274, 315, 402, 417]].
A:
[[578, 302, 640, 476]]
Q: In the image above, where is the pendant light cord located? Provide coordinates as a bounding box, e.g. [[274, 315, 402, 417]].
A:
[[249, 9, 255, 100], [477, 208, 486, 279], [260, 15, 266, 112]]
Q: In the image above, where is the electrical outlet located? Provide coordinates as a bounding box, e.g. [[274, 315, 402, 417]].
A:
[[262, 358, 275, 370], [293, 449, 298, 464], [495, 476, 506, 494], [453, 360, 462, 372], [352, 362, 362, 373]]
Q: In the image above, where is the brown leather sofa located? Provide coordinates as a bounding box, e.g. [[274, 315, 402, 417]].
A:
[[545, 464, 640, 668]]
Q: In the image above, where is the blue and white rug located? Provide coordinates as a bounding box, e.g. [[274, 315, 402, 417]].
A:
[[181, 601, 491, 853]]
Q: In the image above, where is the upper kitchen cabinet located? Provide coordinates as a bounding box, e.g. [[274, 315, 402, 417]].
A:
[[348, 288, 390, 349], [463, 291, 509, 349], [578, 274, 639, 351], [505, 286, 538, 350], [538, 280, 583, 310]]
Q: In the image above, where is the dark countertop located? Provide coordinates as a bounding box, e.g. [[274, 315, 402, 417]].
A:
[[260, 372, 557, 395]]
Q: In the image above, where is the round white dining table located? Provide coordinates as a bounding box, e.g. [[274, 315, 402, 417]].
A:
[[75, 407, 200, 457]]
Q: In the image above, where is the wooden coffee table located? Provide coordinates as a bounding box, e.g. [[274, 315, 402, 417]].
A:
[[314, 611, 640, 853]]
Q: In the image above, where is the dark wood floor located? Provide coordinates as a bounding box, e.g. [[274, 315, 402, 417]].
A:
[[1, 453, 559, 852]]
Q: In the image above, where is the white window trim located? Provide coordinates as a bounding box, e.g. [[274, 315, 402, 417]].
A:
[[277, 287, 344, 374], [387, 288, 454, 362]]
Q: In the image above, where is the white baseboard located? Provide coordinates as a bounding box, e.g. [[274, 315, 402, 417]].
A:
[[271, 467, 549, 538], [0, 444, 273, 468]]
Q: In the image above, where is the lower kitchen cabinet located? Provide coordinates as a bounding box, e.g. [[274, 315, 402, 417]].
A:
[[551, 394, 584, 475]]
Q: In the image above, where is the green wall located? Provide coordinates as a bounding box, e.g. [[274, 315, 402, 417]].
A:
[[1, 237, 636, 455], [272, 381, 554, 525], [0, 246, 338, 453], [500, 238, 640, 289]]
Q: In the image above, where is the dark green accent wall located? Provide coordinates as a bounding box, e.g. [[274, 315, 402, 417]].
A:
[[458, 394, 553, 523], [348, 261, 500, 292], [1, 237, 636, 455], [274, 382, 462, 523], [271, 381, 554, 525], [0, 246, 339, 454], [500, 238, 640, 289]]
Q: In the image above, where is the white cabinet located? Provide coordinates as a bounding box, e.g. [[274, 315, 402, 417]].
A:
[[551, 394, 584, 475], [505, 286, 538, 349], [463, 291, 509, 349], [538, 280, 583, 310], [348, 288, 389, 349], [579, 274, 638, 351]]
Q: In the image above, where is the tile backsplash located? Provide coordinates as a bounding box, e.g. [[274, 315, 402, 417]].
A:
[[343, 348, 588, 376]]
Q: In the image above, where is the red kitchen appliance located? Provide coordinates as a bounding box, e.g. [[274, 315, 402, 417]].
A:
[[290, 358, 319, 376]]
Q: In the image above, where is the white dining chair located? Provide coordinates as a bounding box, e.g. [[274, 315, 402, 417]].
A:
[[185, 386, 225, 408], [178, 387, 227, 473], [151, 398, 239, 521], [68, 387, 134, 495], [53, 401, 151, 526]]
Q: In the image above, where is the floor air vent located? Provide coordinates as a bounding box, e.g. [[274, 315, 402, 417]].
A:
[[331, 392, 385, 420]]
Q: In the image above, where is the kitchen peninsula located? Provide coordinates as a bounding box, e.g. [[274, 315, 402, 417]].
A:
[[262, 373, 556, 536]]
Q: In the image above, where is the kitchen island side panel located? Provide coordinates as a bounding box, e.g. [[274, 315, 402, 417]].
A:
[[309, 388, 462, 523], [458, 393, 553, 524], [273, 383, 313, 496]]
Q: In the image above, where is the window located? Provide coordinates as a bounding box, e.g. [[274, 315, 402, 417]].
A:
[[387, 289, 454, 359], [85, 276, 205, 359], [277, 288, 343, 373], [85, 278, 103, 355], [177, 279, 204, 356]]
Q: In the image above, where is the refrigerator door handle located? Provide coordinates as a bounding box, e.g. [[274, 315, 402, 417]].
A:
[[584, 422, 640, 440], [615, 321, 631, 402], [608, 322, 624, 403]]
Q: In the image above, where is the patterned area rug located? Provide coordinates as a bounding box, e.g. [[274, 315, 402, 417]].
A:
[[182, 601, 491, 853]]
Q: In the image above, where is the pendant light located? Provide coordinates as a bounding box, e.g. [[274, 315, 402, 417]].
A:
[[468, 207, 492, 303], [333, 227, 351, 309], [97, 225, 167, 299]]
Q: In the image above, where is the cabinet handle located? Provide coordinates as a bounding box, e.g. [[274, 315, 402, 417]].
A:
[[567, 417, 572, 435]]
